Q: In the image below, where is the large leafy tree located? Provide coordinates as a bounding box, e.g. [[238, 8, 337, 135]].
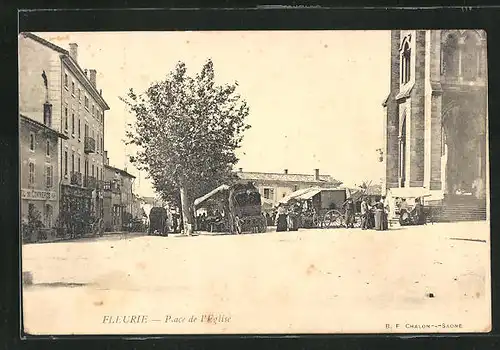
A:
[[121, 59, 251, 234]]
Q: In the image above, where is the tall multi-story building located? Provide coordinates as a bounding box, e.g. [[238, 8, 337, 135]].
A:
[[19, 33, 110, 231], [382, 30, 488, 221]]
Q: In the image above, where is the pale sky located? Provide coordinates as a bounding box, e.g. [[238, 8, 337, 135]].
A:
[[35, 31, 391, 197]]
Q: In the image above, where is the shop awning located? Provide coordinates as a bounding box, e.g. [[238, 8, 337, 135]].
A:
[[194, 184, 230, 208], [387, 187, 432, 199], [279, 187, 319, 205], [296, 188, 323, 200]]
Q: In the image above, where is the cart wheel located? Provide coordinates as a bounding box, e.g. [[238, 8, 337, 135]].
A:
[[322, 211, 334, 228], [330, 210, 343, 228]]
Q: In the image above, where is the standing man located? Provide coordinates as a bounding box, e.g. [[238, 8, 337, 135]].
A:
[[342, 197, 355, 228], [360, 196, 369, 230]]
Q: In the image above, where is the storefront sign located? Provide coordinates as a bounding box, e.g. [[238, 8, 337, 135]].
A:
[[21, 188, 57, 201]]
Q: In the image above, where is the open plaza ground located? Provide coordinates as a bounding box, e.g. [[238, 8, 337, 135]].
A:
[[22, 221, 491, 335]]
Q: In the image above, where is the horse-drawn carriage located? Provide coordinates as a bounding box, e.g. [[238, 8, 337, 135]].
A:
[[194, 182, 267, 234], [385, 187, 433, 226], [279, 187, 361, 229], [148, 206, 169, 235]]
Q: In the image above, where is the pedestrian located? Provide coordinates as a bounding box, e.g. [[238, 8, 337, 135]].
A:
[[382, 196, 389, 230], [398, 198, 410, 226], [275, 204, 288, 232], [374, 200, 383, 230], [201, 213, 207, 231], [342, 197, 355, 228], [172, 213, 178, 233], [360, 196, 369, 230], [411, 197, 425, 225]]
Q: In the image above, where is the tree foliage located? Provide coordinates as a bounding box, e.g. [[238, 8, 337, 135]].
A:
[[121, 59, 251, 209]]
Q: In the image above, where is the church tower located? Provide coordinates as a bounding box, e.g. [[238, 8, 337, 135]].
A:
[[383, 30, 488, 221]]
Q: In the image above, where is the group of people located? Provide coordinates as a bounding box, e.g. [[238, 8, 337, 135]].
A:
[[274, 202, 302, 232], [195, 209, 226, 232], [395, 197, 425, 226], [343, 196, 389, 231]]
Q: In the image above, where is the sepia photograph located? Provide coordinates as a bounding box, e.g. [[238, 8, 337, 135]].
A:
[[19, 29, 490, 335]]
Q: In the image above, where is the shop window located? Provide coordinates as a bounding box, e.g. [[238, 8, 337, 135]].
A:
[[44, 204, 53, 228], [28, 203, 35, 219]]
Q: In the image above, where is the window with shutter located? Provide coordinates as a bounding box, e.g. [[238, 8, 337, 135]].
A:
[[45, 165, 53, 188], [29, 162, 35, 187]]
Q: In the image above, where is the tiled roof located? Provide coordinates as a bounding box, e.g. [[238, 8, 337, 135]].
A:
[[20, 32, 110, 110], [236, 171, 341, 185], [104, 164, 136, 179], [20, 32, 68, 55], [20, 114, 69, 140]]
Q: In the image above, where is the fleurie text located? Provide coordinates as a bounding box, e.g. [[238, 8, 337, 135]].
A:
[[102, 315, 148, 324]]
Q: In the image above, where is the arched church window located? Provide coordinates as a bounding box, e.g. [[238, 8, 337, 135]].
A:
[[461, 32, 480, 81], [442, 33, 459, 77], [401, 41, 411, 84]]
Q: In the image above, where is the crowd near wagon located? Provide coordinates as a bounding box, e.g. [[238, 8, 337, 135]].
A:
[[194, 182, 267, 234], [278, 187, 360, 229]]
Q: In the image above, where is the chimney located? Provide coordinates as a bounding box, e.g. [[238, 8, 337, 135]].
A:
[[314, 169, 320, 180], [99, 89, 102, 96], [89, 69, 97, 87], [238, 168, 243, 172], [84, 69, 88, 77], [69, 43, 78, 62], [104, 151, 109, 165], [284, 169, 288, 174]]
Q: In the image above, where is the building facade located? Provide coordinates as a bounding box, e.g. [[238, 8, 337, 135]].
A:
[[383, 30, 488, 220], [20, 114, 68, 232], [19, 33, 110, 233], [102, 154, 136, 232], [236, 168, 342, 209]]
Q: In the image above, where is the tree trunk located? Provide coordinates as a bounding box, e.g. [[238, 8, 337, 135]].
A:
[[179, 184, 193, 235]]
